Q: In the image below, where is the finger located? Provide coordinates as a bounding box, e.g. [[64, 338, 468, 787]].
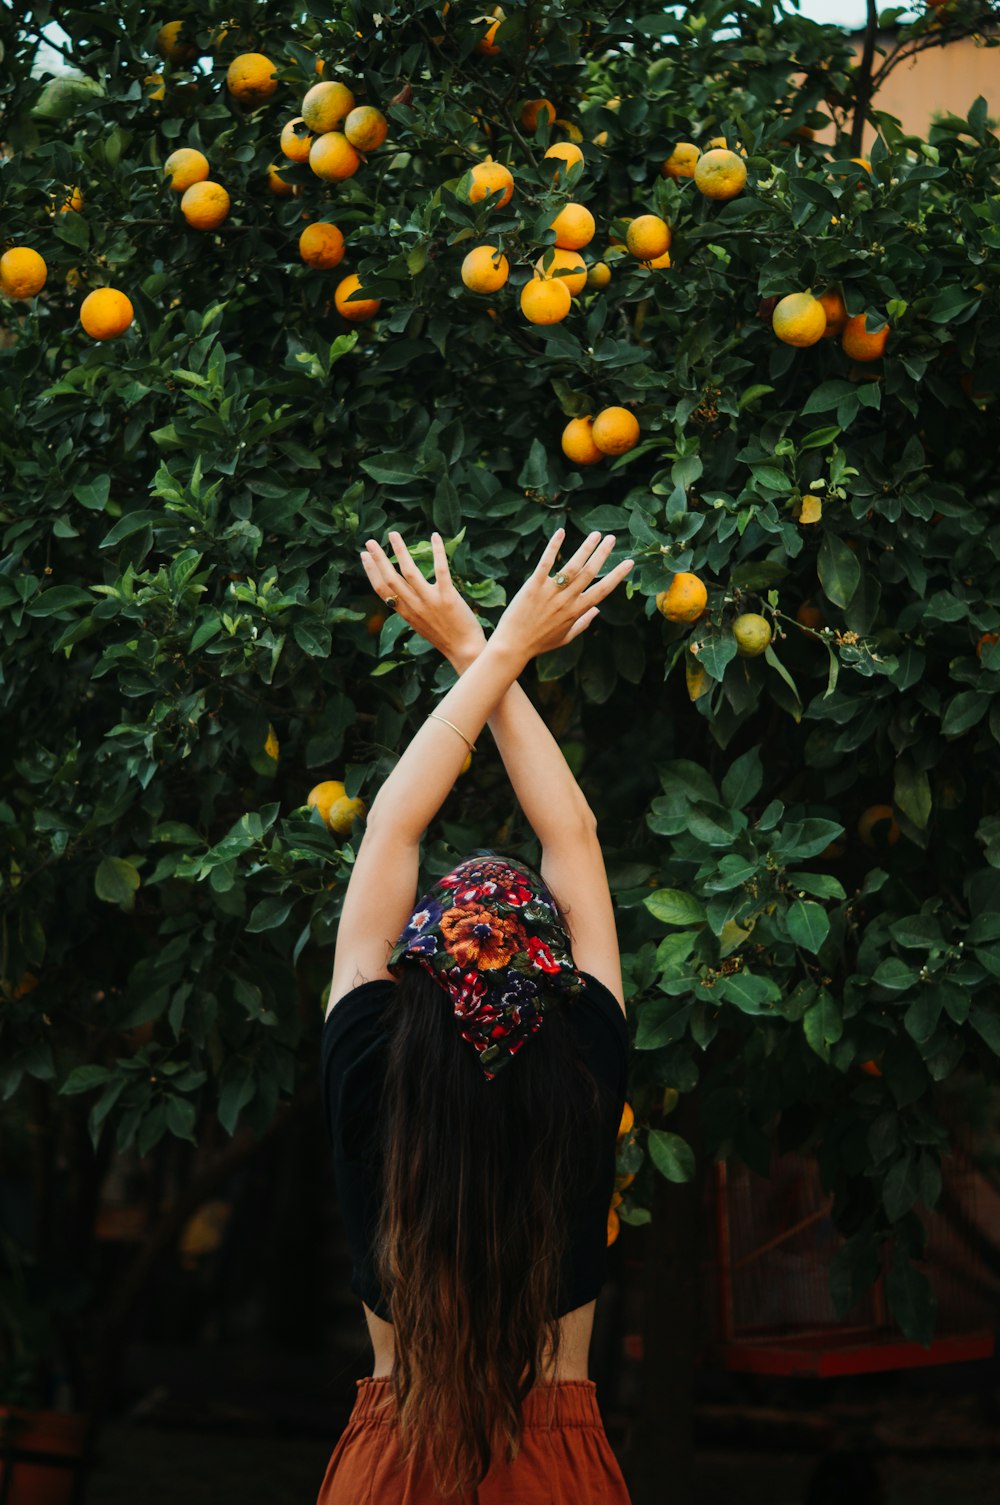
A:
[[570, 533, 618, 591], [430, 531, 451, 586], [559, 530, 603, 581], [578, 556, 635, 605], [362, 539, 405, 599], [388, 530, 425, 587], [533, 527, 566, 579], [561, 606, 600, 644]]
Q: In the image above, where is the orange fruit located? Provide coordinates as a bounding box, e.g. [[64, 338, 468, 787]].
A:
[[772, 292, 827, 347], [0, 246, 47, 300], [796, 600, 826, 629], [280, 117, 315, 162], [841, 313, 889, 361], [592, 405, 639, 455], [156, 21, 199, 66], [614, 1170, 635, 1190], [302, 80, 355, 133], [586, 262, 611, 289], [733, 612, 772, 656], [52, 185, 84, 214], [859, 1059, 883, 1077], [694, 148, 747, 200], [334, 273, 380, 322], [344, 106, 388, 151], [521, 97, 556, 131], [520, 276, 571, 324], [549, 202, 595, 250], [544, 141, 584, 178], [858, 804, 900, 848], [299, 222, 346, 269], [851, 156, 872, 173], [474, 8, 504, 55], [461, 244, 509, 292], [626, 214, 671, 261], [266, 162, 297, 196], [611, 1190, 623, 1210], [144, 73, 166, 100], [976, 632, 999, 660], [366, 611, 387, 636], [466, 160, 514, 208], [661, 142, 700, 179], [309, 131, 361, 181], [646, 249, 671, 269], [180, 180, 230, 229], [308, 780, 366, 835], [656, 573, 707, 623], [264, 725, 280, 761], [307, 780, 346, 821], [818, 288, 848, 337], [561, 416, 604, 466], [164, 147, 210, 192], [226, 53, 279, 104], [534, 248, 587, 296], [618, 1102, 634, 1138], [80, 287, 134, 340], [607, 1207, 620, 1246], [553, 118, 583, 142]]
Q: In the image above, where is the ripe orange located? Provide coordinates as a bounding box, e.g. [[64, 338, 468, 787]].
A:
[[474, 7, 504, 55], [164, 147, 210, 192], [520, 276, 571, 324], [534, 248, 587, 296], [156, 21, 199, 66], [0, 246, 47, 299], [334, 273, 380, 322], [586, 262, 611, 290], [280, 117, 315, 162], [561, 416, 604, 466], [626, 214, 671, 261], [772, 292, 827, 347], [976, 631, 999, 660], [366, 611, 387, 635], [592, 406, 639, 455], [344, 105, 388, 151], [858, 804, 900, 848], [646, 249, 671, 269], [51, 185, 84, 214], [661, 142, 700, 179], [80, 287, 134, 340], [521, 97, 556, 131], [302, 80, 355, 133], [549, 202, 595, 250], [180, 180, 231, 229], [842, 313, 889, 361], [694, 148, 747, 200], [226, 53, 279, 104], [144, 73, 166, 100], [466, 159, 514, 207], [618, 1101, 634, 1138], [267, 163, 297, 196], [733, 613, 772, 656], [309, 131, 361, 181], [461, 244, 509, 292], [264, 725, 280, 761], [299, 222, 346, 269], [308, 780, 366, 835], [818, 288, 848, 337], [544, 141, 584, 178], [656, 573, 707, 623], [553, 118, 583, 142]]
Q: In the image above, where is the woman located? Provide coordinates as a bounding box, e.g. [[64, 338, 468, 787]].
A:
[[317, 527, 635, 1503]]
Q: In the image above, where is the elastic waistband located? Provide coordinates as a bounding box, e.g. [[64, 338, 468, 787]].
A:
[[351, 1376, 601, 1429]]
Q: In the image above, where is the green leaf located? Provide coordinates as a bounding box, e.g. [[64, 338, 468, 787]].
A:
[[246, 895, 294, 933], [817, 533, 861, 609], [941, 691, 988, 738], [802, 990, 842, 1060], [786, 899, 830, 952], [722, 969, 779, 1014], [883, 1153, 919, 1220], [721, 745, 763, 810], [647, 1129, 695, 1183], [969, 1003, 1000, 1055], [635, 999, 693, 1049], [894, 758, 932, 830], [645, 889, 706, 925], [59, 1064, 114, 1095], [95, 856, 141, 905]]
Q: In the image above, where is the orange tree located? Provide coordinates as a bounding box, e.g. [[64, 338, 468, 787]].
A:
[[2, 0, 1000, 1395]]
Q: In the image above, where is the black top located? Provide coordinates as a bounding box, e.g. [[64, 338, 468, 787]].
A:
[[319, 972, 629, 1322]]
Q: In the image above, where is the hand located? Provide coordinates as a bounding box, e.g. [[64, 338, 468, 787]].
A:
[[492, 529, 634, 664], [360, 531, 487, 667]]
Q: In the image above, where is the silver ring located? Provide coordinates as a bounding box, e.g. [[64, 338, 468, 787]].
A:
[[384, 594, 399, 610], [553, 572, 570, 590]]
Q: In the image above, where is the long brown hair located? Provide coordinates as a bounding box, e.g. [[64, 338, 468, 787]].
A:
[[372, 961, 606, 1495]]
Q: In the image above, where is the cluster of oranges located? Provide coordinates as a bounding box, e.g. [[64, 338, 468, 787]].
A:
[[655, 572, 774, 659], [306, 779, 367, 837], [772, 288, 889, 360], [609, 1099, 635, 1246]]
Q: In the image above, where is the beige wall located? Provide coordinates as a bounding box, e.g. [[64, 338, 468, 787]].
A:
[[851, 33, 999, 144]]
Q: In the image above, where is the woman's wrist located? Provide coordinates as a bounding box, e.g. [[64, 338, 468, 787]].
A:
[[447, 632, 488, 675]]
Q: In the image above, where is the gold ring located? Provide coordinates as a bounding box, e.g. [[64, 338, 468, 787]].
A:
[[553, 573, 570, 590], [384, 595, 399, 610]]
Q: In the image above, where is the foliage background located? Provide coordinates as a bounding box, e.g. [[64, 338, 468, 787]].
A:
[[2, 0, 1000, 1352]]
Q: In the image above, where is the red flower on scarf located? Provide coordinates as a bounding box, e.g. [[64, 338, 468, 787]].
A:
[[527, 936, 560, 974]]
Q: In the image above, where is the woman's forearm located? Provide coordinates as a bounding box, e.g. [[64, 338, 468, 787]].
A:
[[450, 641, 595, 843], [366, 634, 527, 842]]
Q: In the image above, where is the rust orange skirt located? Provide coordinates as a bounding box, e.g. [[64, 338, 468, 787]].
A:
[[316, 1375, 632, 1504]]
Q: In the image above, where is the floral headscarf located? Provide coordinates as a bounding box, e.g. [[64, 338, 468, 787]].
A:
[[388, 855, 584, 1081]]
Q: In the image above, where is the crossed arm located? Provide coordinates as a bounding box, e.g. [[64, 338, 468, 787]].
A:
[[326, 529, 631, 1017]]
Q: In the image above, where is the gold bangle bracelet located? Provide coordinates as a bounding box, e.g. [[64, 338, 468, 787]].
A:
[[428, 713, 477, 755]]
